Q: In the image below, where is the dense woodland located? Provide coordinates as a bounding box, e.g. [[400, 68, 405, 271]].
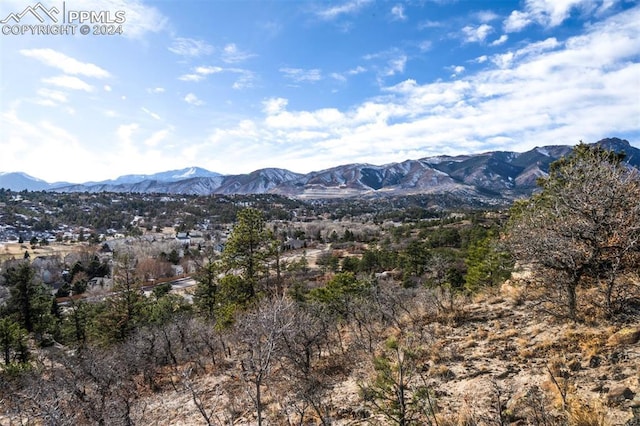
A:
[[0, 144, 639, 425]]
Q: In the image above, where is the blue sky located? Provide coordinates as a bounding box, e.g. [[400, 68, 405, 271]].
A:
[[0, 0, 639, 183]]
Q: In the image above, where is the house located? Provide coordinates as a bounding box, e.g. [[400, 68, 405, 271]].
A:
[[88, 277, 113, 291], [285, 237, 306, 250], [171, 264, 184, 276], [188, 231, 205, 247]]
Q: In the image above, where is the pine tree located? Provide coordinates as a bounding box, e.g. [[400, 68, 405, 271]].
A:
[[222, 208, 275, 299], [2, 261, 53, 335]]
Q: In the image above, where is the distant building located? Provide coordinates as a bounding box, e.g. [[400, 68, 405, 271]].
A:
[[176, 232, 190, 245]]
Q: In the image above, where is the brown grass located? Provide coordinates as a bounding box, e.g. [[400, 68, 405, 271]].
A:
[[567, 398, 610, 426]]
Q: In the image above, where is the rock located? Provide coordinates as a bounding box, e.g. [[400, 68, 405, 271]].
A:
[[608, 385, 635, 404], [607, 327, 640, 347], [613, 371, 629, 381], [567, 360, 581, 371], [495, 370, 510, 379], [609, 351, 623, 364], [589, 355, 602, 368]]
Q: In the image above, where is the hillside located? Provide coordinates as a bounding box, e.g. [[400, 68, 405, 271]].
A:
[[12, 281, 637, 425], [143, 285, 639, 425]]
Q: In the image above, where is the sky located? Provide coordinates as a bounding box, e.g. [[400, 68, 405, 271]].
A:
[[0, 0, 639, 183]]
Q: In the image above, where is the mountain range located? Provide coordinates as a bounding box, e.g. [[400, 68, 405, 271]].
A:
[[1, 138, 637, 201]]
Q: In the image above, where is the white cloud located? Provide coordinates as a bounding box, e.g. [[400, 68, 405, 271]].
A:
[[179, 65, 254, 89], [263, 97, 288, 115], [490, 37, 561, 69], [184, 93, 204, 106], [491, 35, 509, 46], [168, 37, 213, 57], [330, 72, 347, 82], [179, 65, 223, 82], [385, 55, 407, 76], [221, 43, 255, 63], [450, 65, 465, 77], [525, 0, 589, 27], [42, 75, 93, 91], [0, 108, 96, 182], [195, 66, 223, 75], [316, 0, 373, 20], [178, 74, 204, 82], [117, 123, 139, 147], [230, 69, 256, 90], [418, 40, 433, 51], [36, 88, 68, 104], [391, 4, 407, 21], [147, 87, 165, 94], [504, 0, 604, 32], [504, 10, 533, 32], [348, 66, 367, 75], [331, 65, 367, 82], [418, 20, 445, 29], [476, 10, 499, 23], [364, 49, 408, 80], [20, 48, 110, 78], [144, 128, 171, 147], [280, 67, 323, 83], [517, 37, 561, 57], [491, 51, 515, 69], [462, 24, 493, 43], [141, 107, 161, 120]]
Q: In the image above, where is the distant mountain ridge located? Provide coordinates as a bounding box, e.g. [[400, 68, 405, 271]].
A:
[[1, 138, 637, 201], [83, 166, 222, 185]]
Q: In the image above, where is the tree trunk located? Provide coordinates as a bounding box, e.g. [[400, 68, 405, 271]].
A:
[[256, 380, 263, 426], [567, 280, 578, 321]]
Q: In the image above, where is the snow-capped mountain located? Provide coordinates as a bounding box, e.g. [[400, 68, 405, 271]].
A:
[[1, 138, 637, 201]]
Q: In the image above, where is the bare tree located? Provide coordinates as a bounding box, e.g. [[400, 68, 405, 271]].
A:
[[506, 143, 640, 320], [235, 296, 294, 425], [278, 302, 333, 424]]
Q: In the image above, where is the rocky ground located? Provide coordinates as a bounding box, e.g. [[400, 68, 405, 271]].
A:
[[134, 281, 640, 425]]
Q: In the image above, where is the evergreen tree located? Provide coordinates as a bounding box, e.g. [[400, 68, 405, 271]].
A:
[[95, 252, 146, 342], [193, 260, 221, 319], [222, 208, 275, 299], [0, 317, 28, 365], [464, 233, 513, 293], [2, 261, 53, 335], [360, 337, 436, 425]]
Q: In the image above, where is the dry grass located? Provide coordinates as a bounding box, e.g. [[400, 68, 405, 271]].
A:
[[0, 241, 85, 262], [429, 364, 455, 380], [567, 398, 610, 426]]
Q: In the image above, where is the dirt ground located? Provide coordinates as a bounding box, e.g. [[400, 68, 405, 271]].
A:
[[0, 241, 86, 262]]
